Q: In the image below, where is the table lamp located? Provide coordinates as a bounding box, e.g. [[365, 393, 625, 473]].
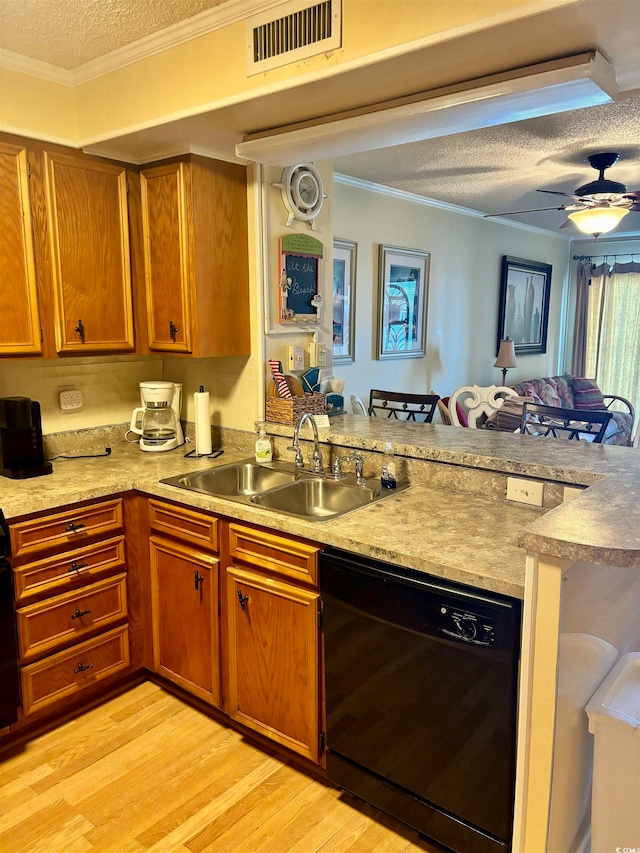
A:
[[494, 337, 518, 384]]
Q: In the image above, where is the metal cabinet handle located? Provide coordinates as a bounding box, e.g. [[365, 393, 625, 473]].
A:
[[68, 561, 89, 573], [73, 662, 94, 674], [237, 588, 249, 612], [194, 570, 204, 591], [65, 522, 86, 533], [71, 607, 92, 620], [169, 320, 179, 342], [75, 319, 85, 342]]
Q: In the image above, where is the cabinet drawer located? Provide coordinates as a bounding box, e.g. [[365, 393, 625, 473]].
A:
[[10, 499, 124, 561], [148, 499, 218, 552], [13, 536, 126, 602], [228, 523, 321, 585], [21, 625, 130, 716], [17, 573, 127, 661]]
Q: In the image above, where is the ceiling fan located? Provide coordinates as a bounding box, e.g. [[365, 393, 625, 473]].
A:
[[485, 152, 640, 236]]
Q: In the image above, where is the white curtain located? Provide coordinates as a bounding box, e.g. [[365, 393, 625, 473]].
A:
[[585, 261, 640, 413]]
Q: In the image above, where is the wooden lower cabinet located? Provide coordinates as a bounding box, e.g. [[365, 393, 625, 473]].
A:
[[226, 565, 321, 763], [21, 625, 130, 716], [149, 535, 220, 706]]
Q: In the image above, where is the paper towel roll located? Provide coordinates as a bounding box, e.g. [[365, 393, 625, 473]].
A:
[[194, 388, 212, 456]]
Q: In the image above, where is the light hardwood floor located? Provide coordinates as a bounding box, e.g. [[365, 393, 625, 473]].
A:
[[0, 683, 444, 853]]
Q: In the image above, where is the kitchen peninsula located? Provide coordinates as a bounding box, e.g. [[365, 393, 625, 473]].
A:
[[2, 416, 638, 852]]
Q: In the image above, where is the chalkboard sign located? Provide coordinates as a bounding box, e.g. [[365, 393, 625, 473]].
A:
[[279, 234, 323, 325]]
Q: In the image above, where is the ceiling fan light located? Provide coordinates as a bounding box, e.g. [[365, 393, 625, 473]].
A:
[[568, 206, 629, 236]]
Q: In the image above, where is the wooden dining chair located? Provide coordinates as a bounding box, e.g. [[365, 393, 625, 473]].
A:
[[368, 390, 440, 422], [430, 390, 453, 425], [520, 403, 613, 443]]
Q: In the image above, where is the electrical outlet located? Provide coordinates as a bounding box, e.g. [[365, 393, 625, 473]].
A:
[[59, 387, 83, 413], [310, 342, 331, 368], [287, 345, 305, 371], [506, 477, 544, 506]]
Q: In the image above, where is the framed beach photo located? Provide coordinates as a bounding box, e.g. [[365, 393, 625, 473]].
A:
[[377, 245, 429, 359], [332, 239, 357, 364], [497, 256, 552, 355]]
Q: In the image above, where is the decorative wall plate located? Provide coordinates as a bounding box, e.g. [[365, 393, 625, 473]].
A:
[[273, 163, 327, 229]]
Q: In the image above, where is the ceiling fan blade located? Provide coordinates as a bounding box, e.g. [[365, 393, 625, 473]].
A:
[[484, 205, 572, 218], [623, 191, 640, 210], [537, 189, 582, 199]]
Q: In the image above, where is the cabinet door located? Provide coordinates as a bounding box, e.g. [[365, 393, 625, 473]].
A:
[[44, 150, 134, 353], [0, 141, 42, 355], [150, 536, 220, 705], [140, 162, 192, 353], [226, 565, 320, 763]]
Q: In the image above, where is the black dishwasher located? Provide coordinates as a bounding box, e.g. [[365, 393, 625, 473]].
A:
[[321, 548, 521, 853]]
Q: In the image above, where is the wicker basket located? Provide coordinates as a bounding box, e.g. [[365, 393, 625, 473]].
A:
[[265, 394, 326, 425]]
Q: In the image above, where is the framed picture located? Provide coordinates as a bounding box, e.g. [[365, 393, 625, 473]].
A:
[[279, 233, 324, 325], [377, 245, 429, 359], [497, 256, 552, 355], [332, 239, 357, 364]]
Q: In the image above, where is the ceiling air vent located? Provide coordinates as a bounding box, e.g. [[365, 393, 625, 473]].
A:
[[247, 0, 341, 75]]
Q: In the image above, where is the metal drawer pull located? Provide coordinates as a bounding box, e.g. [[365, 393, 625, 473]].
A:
[[194, 570, 205, 591], [65, 522, 86, 533], [73, 662, 94, 674], [68, 561, 89, 573], [71, 607, 92, 620], [237, 588, 249, 612], [169, 320, 179, 342], [75, 319, 85, 342]]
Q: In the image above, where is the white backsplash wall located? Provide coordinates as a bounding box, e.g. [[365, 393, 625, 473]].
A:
[[163, 356, 258, 432], [0, 356, 164, 434], [0, 354, 261, 436]]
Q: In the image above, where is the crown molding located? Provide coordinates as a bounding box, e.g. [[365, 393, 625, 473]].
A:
[[0, 0, 282, 86], [334, 173, 572, 240], [0, 49, 74, 85]]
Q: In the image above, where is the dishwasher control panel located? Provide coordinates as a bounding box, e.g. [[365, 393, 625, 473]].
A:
[[438, 606, 496, 646]]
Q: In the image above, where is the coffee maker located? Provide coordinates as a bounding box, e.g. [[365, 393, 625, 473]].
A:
[[0, 397, 53, 479], [130, 381, 183, 452]]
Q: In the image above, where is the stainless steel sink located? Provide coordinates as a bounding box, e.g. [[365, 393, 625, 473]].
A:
[[251, 477, 382, 520], [161, 460, 300, 497], [160, 458, 409, 522]]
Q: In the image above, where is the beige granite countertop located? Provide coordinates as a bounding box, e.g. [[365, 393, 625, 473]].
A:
[[2, 417, 638, 598]]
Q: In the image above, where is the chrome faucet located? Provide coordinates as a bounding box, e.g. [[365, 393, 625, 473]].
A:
[[289, 412, 324, 474], [333, 451, 366, 485]]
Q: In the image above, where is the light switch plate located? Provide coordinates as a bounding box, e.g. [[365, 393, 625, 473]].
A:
[[287, 345, 305, 371], [506, 477, 544, 506]]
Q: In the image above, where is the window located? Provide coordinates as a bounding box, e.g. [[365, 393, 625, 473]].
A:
[[584, 261, 640, 414]]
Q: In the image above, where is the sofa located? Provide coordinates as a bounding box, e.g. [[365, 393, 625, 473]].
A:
[[509, 375, 635, 446]]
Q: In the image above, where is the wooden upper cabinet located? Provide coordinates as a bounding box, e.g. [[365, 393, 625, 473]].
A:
[[43, 150, 135, 354], [0, 141, 42, 355], [140, 156, 250, 357]]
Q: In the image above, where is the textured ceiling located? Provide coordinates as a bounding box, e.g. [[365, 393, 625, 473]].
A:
[[1, 0, 639, 238], [334, 96, 640, 236], [0, 0, 230, 68]]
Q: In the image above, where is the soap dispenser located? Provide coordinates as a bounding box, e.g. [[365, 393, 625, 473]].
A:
[[255, 422, 273, 463], [380, 442, 397, 490]]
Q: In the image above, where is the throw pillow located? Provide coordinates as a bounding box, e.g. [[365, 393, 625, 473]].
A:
[[571, 377, 606, 410]]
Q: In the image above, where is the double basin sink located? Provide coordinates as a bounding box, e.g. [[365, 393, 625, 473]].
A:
[[160, 458, 408, 522]]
